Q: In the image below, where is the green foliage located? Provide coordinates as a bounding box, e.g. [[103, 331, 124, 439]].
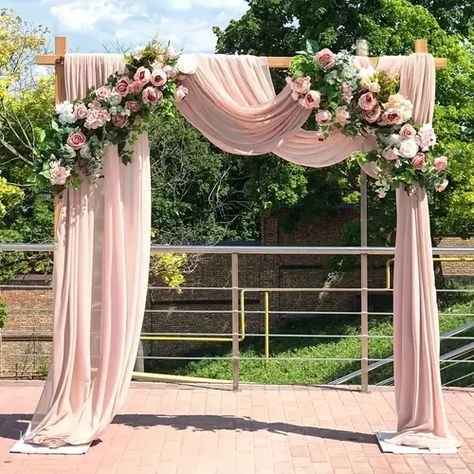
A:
[[0, 177, 23, 218], [215, 0, 474, 239], [166, 295, 473, 385], [148, 107, 259, 244], [149, 253, 187, 290], [0, 299, 6, 328]]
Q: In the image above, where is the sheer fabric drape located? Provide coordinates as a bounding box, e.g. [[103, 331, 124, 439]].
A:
[[178, 53, 459, 449], [25, 54, 151, 446]]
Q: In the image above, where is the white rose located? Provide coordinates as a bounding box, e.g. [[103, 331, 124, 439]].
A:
[[176, 55, 197, 75], [399, 139, 419, 158], [56, 100, 76, 124], [368, 82, 381, 93], [388, 134, 402, 147], [358, 65, 375, 80]]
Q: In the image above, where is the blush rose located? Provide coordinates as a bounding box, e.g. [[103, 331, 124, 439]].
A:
[[67, 131, 87, 150], [315, 48, 336, 69]]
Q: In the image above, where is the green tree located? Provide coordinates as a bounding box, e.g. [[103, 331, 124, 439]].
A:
[[148, 108, 260, 244], [215, 0, 474, 240]]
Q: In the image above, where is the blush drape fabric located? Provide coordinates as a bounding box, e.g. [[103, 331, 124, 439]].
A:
[[178, 53, 459, 449], [177, 54, 374, 166], [388, 54, 460, 449], [25, 54, 151, 446]]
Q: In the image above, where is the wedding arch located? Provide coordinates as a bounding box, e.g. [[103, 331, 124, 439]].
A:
[[22, 35, 460, 451]]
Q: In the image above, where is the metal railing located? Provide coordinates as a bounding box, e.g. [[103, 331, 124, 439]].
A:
[[0, 244, 473, 390]]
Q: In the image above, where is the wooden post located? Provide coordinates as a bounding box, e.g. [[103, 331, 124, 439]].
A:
[[54, 37, 67, 231], [414, 38, 428, 54]]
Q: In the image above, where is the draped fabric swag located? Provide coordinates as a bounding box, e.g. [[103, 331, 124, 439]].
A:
[[25, 54, 151, 446], [25, 51, 459, 450]]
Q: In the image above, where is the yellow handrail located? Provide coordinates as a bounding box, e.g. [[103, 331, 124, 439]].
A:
[[140, 296, 246, 342]]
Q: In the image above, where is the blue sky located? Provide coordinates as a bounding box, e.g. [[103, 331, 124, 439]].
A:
[[5, 0, 249, 53]]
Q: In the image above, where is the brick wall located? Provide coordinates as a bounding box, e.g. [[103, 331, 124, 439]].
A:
[[1, 220, 471, 377], [0, 279, 53, 378], [437, 237, 474, 276]]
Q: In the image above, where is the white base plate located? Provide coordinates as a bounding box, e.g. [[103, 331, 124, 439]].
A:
[[376, 431, 458, 454], [10, 425, 91, 455]]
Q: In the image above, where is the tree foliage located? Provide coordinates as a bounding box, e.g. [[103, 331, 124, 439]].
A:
[[215, 0, 474, 240]]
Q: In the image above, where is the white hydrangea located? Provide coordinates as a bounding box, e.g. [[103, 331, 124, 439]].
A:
[[375, 177, 391, 199], [56, 101, 76, 125], [176, 55, 197, 75]]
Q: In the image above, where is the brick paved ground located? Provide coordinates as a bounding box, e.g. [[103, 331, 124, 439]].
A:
[[0, 381, 473, 474]]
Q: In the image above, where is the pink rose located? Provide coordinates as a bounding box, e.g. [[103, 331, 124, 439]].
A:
[[299, 90, 321, 109], [67, 131, 87, 150], [382, 108, 403, 125], [288, 76, 311, 95], [358, 92, 377, 111], [361, 106, 381, 123], [74, 103, 88, 120], [315, 48, 336, 69], [175, 85, 188, 102], [85, 106, 110, 129], [111, 115, 129, 128], [434, 156, 448, 171], [416, 125, 437, 151], [142, 86, 162, 105], [114, 76, 132, 96], [49, 161, 71, 186], [436, 179, 449, 192], [89, 100, 102, 109], [134, 66, 151, 84], [382, 148, 399, 161], [335, 106, 350, 125], [411, 152, 425, 170], [163, 65, 177, 79], [341, 83, 353, 104], [400, 124, 416, 140], [129, 81, 144, 93], [316, 110, 332, 125], [95, 86, 111, 101], [125, 101, 140, 112], [150, 69, 167, 87]]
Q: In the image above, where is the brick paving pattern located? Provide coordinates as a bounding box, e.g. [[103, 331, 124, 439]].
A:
[[0, 381, 473, 473]]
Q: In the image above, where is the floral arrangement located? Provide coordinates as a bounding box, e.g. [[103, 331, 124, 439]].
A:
[[36, 37, 196, 188], [287, 40, 448, 198]]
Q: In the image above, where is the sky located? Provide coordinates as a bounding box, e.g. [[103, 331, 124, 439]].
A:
[[4, 0, 249, 53]]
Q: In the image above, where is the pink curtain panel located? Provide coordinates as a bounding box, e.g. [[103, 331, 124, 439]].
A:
[[26, 52, 459, 450], [178, 53, 460, 449], [25, 54, 151, 446]]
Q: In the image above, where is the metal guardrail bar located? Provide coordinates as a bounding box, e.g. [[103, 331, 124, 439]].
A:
[[329, 322, 474, 385], [1, 243, 473, 387], [1, 243, 474, 255]]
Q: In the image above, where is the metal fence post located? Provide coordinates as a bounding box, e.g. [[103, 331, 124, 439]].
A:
[[360, 170, 369, 393], [231, 253, 240, 390]]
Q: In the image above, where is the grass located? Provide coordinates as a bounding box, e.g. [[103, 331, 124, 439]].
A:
[[154, 281, 474, 386]]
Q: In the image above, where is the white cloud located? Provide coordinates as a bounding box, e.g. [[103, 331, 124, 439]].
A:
[[41, 0, 249, 52], [43, 0, 144, 31], [115, 16, 221, 53], [165, 0, 247, 12]]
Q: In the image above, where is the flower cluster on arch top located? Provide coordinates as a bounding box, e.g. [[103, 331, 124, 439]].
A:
[[35, 38, 448, 198]]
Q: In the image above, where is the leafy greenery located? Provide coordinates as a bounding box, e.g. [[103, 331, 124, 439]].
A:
[[0, 299, 6, 328], [215, 0, 474, 239], [163, 289, 473, 386]]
